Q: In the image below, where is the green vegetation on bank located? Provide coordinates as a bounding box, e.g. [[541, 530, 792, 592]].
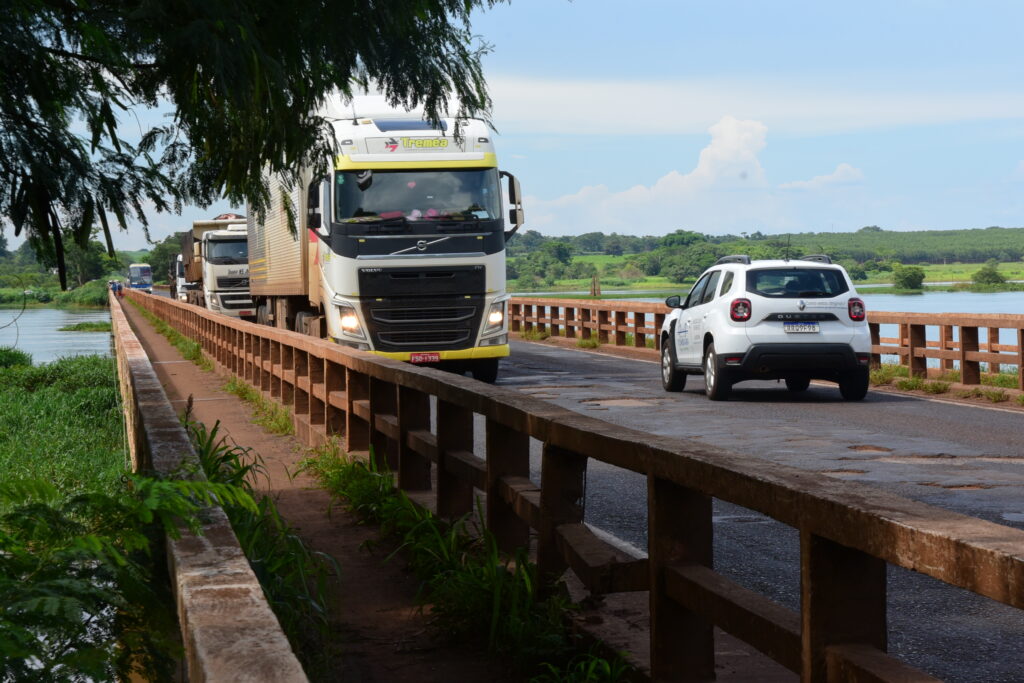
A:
[[507, 226, 1024, 293], [0, 351, 256, 680], [59, 321, 112, 332], [224, 376, 295, 436], [301, 445, 632, 681]]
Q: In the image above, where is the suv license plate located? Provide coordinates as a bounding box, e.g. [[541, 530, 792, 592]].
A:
[[784, 322, 819, 334], [410, 352, 441, 364]]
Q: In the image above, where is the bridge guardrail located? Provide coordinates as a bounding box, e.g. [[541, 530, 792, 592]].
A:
[[110, 293, 307, 682], [509, 297, 1024, 390], [127, 290, 1024, 681]]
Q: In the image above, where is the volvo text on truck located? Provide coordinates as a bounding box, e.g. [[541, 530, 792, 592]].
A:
[[182, 215, 255, 319], [247, 112, 523, 382]]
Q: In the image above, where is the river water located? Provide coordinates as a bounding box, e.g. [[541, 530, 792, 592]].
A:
[[0, 307, 112, 364]]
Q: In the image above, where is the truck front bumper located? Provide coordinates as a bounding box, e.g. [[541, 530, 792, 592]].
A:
[[370, 344, 510, 362]]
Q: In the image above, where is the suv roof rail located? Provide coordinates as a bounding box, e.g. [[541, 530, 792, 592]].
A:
[[800, 254, 833, 264], [715, 254, 751, 265]]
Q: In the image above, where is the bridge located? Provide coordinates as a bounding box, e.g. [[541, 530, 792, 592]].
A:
[[112, 290, 1024, 681]]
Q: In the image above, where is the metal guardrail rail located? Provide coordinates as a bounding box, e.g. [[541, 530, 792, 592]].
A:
[[128, 290, 1024, 681], [111, 293, 307, 682], [509, 298, 1024, 389]]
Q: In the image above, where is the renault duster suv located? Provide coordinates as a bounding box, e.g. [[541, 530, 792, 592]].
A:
[[660, 255, 871, 401]]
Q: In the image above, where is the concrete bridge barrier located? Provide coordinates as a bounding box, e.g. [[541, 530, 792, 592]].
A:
[[110, 292, 307, 682], [126, 290, 1024, 682]]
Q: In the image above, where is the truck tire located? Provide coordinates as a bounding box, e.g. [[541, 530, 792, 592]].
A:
[[785, 375, 811, 392], [469, 358, 500, 383]]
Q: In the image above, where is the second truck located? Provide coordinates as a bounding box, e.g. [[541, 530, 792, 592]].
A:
[[182, 215, 256, 320], [247, 112, 523, 382]]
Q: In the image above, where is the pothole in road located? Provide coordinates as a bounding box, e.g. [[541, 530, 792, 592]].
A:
[[848, 445, 893, 453], [580, 397, 659, 408]]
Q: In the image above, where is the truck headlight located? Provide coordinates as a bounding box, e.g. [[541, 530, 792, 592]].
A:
[[484, 301, 505, 333], [337, 303, 365, 339]]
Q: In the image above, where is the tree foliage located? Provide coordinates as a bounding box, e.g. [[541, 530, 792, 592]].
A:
[[972, 259, 1006, 285], [1, 0, 504, 288], [892, 263, 926, 289]]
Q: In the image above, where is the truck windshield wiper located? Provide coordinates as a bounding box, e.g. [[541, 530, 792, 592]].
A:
[[341, 215, 409, 232]]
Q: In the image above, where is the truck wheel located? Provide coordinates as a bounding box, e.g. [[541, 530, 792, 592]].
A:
[[839, 367, 870, 401], [704, 342, 732, 401], [469, 358, 500, 383], [661, 334, 686, 392]]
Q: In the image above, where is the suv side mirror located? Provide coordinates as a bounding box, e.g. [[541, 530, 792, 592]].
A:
[[500, 170, 524, 240], [665, 295, 681, 308]]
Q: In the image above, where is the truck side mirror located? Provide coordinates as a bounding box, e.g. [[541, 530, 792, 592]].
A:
[[307, 180, 322, 230], [499, 170, 524, 241]]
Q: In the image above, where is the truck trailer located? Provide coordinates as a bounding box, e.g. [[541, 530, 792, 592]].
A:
[[247, 113, 523, 382], [182, 216, 255, 319]]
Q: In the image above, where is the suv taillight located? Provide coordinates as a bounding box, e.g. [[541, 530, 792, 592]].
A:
[[731, 298, 751, 322], [848, 298, 866, 321]]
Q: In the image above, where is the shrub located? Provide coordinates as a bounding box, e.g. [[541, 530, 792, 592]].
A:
[[923, 381, 951, 394], [870, 364, 908, 385], [575, 337, 600, 349], [0, 346, 31, 368]]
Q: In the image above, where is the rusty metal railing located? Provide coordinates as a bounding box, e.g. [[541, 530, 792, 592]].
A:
[[128, 290, 1024, 681]]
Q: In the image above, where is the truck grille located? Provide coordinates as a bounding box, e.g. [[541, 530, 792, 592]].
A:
[[217, 277, 249, 289], [370, 306, 475, 324], [360, 296, 483, 352], [377, 330, 471, 347], [220, 294, 254, 310]]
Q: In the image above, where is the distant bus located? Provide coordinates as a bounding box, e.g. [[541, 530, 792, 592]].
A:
[[128, 263, 153, 294]]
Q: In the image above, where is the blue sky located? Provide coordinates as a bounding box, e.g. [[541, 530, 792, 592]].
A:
[[8, 0, 1024, 250]]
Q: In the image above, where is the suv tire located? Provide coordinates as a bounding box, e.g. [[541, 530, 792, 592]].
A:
[[704, 342, 732, 401], [839, 367, 870, 401], [785, 375, 811, 392], [661, 334, 687, 392]]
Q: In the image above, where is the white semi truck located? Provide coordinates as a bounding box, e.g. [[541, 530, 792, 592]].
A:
[[247, 113, 523, 382], [182, 216, 256, 320]]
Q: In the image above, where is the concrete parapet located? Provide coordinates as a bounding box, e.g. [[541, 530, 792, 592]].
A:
[[109, 292, 307, 682]]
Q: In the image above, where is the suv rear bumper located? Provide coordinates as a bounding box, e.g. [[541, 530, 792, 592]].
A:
[[726, 343, 866, 380]]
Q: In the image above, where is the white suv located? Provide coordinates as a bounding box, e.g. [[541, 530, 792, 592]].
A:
[[660, 255, 871, 401]]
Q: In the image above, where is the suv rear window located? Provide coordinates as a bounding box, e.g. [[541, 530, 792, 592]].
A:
[[746, 268, 849, 298]]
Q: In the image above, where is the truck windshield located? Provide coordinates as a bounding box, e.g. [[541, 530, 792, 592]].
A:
[[128, 265, 152, 285], [333, 169, 501, 224], [206, 239, 248, 264]]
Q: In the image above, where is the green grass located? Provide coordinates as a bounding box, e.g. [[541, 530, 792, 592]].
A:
[[224, 375, 295, 436], [922, 381, 951, 394], [575, 337, 601, 349], [0, 346, 32, 368], [300, 445, 633, 681], [870, 363, 909, 386], [894, 376, 925, 391], [58, 321, 112, 332], [982, 388, 1009, 403], [519, 328, 552, 342], [0, 355, 126, 495], [128, 298, 212, 371]]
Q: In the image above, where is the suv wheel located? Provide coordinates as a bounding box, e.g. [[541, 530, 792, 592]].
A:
[[785, 375, 811, 392], [661, 335, 686, 392], [704, 342, 731, 401], [839, 367, 870, 401]]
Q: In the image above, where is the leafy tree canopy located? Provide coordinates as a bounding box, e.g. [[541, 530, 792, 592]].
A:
[[1, 0, 503, 288]]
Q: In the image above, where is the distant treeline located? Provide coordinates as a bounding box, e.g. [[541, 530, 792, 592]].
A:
[[507, 226, 1024, 285]]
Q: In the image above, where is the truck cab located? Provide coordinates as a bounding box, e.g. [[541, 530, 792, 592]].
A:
[[184, 218, 255, 320]]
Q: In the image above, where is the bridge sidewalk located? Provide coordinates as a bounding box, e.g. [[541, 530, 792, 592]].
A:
[[121, 301, 795, 682], [120, 301, 514, 682]]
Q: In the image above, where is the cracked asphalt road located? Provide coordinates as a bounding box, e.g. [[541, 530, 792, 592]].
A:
[[493, 339, 1024, 683]]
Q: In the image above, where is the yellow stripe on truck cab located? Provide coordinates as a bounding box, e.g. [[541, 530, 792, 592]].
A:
[[334, 153, 498, 170], [372, 344, 509, 362]]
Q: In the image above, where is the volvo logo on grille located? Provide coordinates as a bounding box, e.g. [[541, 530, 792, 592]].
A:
[[797, 299, 806, 311], [416, 240, 428, 251]]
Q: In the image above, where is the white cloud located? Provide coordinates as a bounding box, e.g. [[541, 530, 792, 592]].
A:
[[488, 75, 1024, 136], [779, 163, 864, 190], [524, 116, 785, 235]]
